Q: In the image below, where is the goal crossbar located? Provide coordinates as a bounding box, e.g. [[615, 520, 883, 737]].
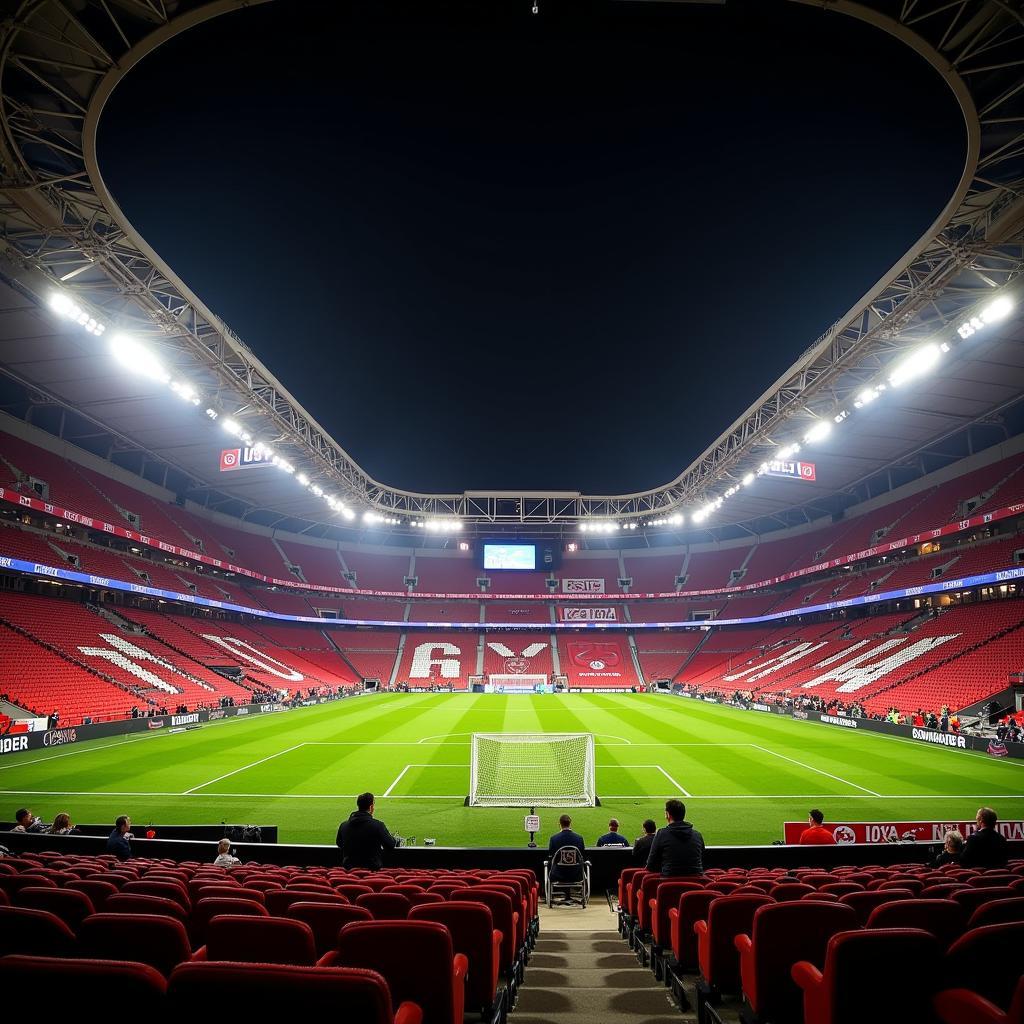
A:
[[468, 732, 596, 807]]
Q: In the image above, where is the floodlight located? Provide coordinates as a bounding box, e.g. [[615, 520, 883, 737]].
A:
[[110, 334, 170, 383], [341, 507, 356, 520], [222, 418, 242, 436], [692, 509, 706, 523], [742, 472, 755, 486], [296, 473, 310, 486], [981, 295, 1013, 323], [888, 342, 942, 387], [49, 292, 74, 316], [311, 485, 324, 498], [670, 513, 684, 525], [171, 381, 199, 404], [803, 420, 832, 444]]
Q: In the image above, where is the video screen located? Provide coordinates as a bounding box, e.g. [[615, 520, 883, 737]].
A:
[[483, 543, 537, 571]]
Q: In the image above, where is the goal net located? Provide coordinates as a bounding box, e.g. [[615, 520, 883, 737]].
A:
[[468, 733, 596, 806]]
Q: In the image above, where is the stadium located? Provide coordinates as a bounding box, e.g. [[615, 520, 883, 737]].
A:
[[0, 0, 1022, 1018]]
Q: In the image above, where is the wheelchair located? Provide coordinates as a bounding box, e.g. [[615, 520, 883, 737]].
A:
[[543, 845, 592, 908]]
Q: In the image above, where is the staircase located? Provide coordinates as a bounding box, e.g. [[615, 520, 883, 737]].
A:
[[513, 924, 689, 1023]]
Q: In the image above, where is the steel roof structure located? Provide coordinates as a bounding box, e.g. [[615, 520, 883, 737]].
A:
[[0, 0, 1023, 543]]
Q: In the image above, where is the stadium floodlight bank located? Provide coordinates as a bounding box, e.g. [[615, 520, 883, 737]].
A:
[[468, 732, 597, 806]]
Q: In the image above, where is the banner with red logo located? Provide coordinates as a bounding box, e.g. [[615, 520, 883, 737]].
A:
[[560, 606, 617, 622], [565, 639, 631, 681], [220, 447, 272, 472], [783, 819, 1024, 845], [766, 460, 816, 482]]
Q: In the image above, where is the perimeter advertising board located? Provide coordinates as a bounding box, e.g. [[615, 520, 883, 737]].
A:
[[784, 819, 1024, 845]]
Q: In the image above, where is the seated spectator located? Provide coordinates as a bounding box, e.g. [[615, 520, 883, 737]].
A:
[[213, 838, 240, 868], [47, 812, 77, 835], [10, 808, 45, 834], [595, 818, 630, 847], [632, 819, 657, 864], [646, 799, 705, 876], [960, 807, 1008, 869], [548, 814, 586, 882], [106, 815, 133, 861], [931, 829, 964, 867], [799, 809, 836, 845]]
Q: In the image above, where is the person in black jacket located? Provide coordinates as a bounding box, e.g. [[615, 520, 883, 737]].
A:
[[960, 807, 1008, 869], [632, 819, 657, 865], [106, 815, 132, 861], [337, 792, 396, 870], [646, 799, 705, 876]]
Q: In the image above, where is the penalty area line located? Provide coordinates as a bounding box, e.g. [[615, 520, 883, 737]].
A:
[[751, 744, 881, 798], [182, 744, 307, 795]]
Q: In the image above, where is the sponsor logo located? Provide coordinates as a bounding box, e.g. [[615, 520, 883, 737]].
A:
[[42, 728, 78, 747], [235, 707, 249, 716], [0, 557, 12, 569], [988, 741, 1009, 758], [88, 576, 110, 587], [0, 735, 29, 754], [171, 713, 200, 727], [793, 710, 809, 720], [561, 578, 605, 594], [33, 563, 59, 577], [996, 569, 1024, 582], [147, 720, 164, 729], [821, 714, 858, 728], [220, 447, 272, 472], [208, 710, 227, 721], [751, 703, 772, 712], [765, 460, 816, 481], [260, 703, 283, 713], [911, 727, 966, 748], [560, 606, 617, 622], [832, 825, 857, 844]]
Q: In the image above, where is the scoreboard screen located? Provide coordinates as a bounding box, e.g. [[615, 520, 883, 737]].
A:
[[483, 543, 536, 571], [479, 540, 562, 572]]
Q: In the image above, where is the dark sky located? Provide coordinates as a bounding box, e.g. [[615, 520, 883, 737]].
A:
[[99, 0, 964, 495]]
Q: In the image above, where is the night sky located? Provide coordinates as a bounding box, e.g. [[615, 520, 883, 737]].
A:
[[99, 0, 964, 495]]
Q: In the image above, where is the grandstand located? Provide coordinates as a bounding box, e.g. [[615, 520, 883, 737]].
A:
[[0, 0, 1023, 1018]]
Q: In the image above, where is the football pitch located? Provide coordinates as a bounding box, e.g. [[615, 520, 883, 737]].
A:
[[2, 693, 1022, 847]]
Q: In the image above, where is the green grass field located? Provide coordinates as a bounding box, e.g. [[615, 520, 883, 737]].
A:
[[2, 693, 1022, 847]]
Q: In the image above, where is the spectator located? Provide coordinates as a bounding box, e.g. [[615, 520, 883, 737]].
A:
[[547, 813, 586, 883], [10, 808, 45, 834], [633, 819, 657, 865], [595, 818, 630, 847], [646, 799, 705, 876], [799, 809, 837, 845], [960, 807, 1008, 869], [107, 815, 133, 861], [47, 812, 77, 835], [336, 792, 396, 870], [213, 838, 240, 869], [931, 829, 964, 867]]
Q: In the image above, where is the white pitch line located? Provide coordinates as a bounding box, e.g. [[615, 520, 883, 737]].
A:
[[182, 744, 307, 795], [383, 764, 413, 798], [654, 765, 691, 797], [0, 732, 157, 771], [751, 744, 881, 797]]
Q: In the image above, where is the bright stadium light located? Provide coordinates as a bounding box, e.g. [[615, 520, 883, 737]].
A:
[[50, 292, 106, 335], [222, 418, 242, 437], [692, 509, 707, 524], [777, 443, 800, 460], [110, 334, 170, 383], [670, 513, 684, 525], [888, 342, 944, 387], [742, 472, 755, 486], [958, 295, 1014, 339], [296, 473, 310, 486], [170, 380, 200, 405], [803, 420, 832, 444]]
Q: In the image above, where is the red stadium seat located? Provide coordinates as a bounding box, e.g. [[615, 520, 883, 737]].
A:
[[79, 912, 191, 977], [792, 929, 943, 1024], [952, 888, 1017, 917], [968, 897, 1024, 928], [191, 897, 269, 945], [66, 879, 119, 910], [167, 961, 423, 1018], [13, 886, 95, 930], [945, 923, 1024, 1009], [104, 892, 189, 925], [935, 976, 1024, 1024], [409, 901, 504, 1020], [0, 905, 77, 956], [838, 888, 916, 924], [736, 901, 859, 1023], [356, 892, 412, 920], [769, 882, 818, 902], [0, 954, 167, 999], [286, 901, 372, 957], [866, 899, 967, 949], [447, 886, 520, 983], [196, 914, 317, 966], [669, 890, 717, 972], [695, 894, 774, 995], [266, 888, 347, 916], [325, 920, 468, 1024]]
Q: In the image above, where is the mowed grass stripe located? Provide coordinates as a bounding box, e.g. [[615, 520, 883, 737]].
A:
[[2, 693, 1021, 846]]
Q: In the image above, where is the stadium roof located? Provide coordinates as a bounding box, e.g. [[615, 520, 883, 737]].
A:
[[0, 0, 1023, 542]]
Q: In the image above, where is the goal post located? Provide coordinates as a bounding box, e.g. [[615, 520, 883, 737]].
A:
[[468, 732, 597, 807]]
